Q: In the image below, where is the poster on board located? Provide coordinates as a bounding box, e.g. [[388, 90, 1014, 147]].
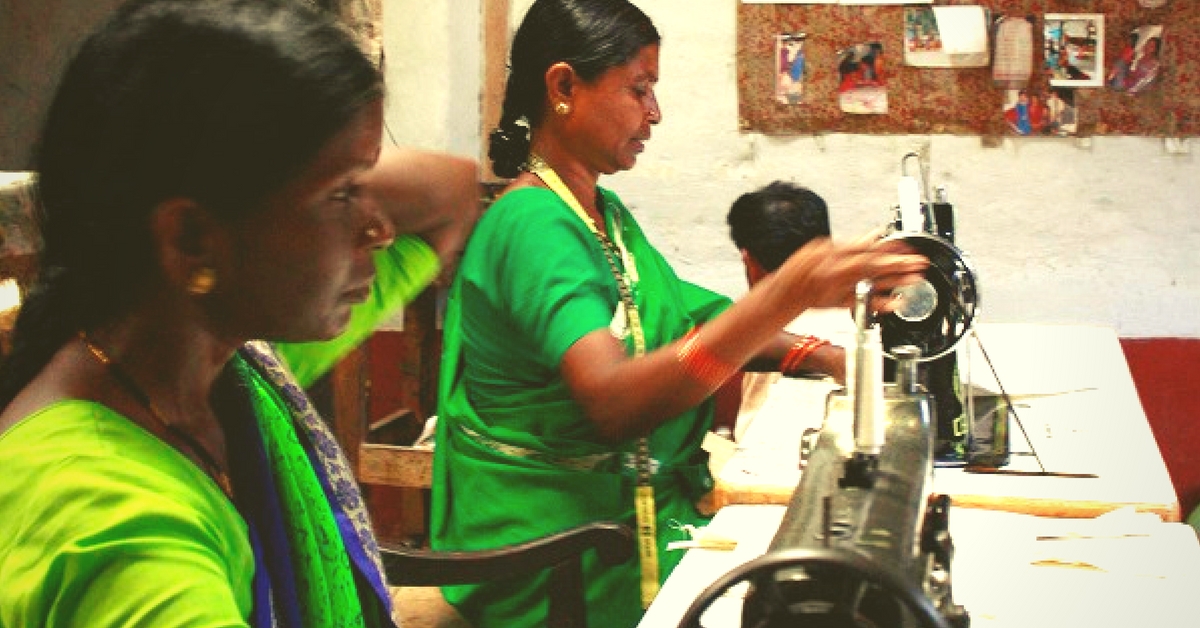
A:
[[1044, 14, 1105, 88], [1107, 24, 1164, 94], [904, 6, 990, 68], [775, 33, 809, 104], [838, 42, 888, 114]]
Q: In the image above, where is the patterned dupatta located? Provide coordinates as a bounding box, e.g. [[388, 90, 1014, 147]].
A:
[[224, 341, 394, 628]]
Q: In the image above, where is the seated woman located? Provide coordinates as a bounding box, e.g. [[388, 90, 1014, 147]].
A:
[[0, 1, 477, 626], [429, 1, 928, 627]]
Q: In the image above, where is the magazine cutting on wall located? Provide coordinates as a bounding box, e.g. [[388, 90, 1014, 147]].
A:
[[744, 0, 1195, 137]]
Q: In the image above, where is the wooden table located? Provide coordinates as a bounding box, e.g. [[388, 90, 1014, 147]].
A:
[[716, 322, 1181, 522], [639, 504, 1200, 628]]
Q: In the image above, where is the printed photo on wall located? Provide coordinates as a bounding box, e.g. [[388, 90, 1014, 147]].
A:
[[904, 7, 944, 66], [904, 6, 990, 68], [1002, 87, 1077, 136], [1107, 25, 1164, 94], [837, 42, 887, 114], [1044, 14, 1104, 87], [775, 33, 808, 105], [1045, 87, 1077, 136], [1002, 88, 1049, 136]]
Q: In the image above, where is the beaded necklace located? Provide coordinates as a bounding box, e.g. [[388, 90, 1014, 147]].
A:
[[78, 332, 234, 498]]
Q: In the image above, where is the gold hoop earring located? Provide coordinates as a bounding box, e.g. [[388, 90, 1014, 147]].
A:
[[555, 101, 571, 116], [187, 267, 217, 296]]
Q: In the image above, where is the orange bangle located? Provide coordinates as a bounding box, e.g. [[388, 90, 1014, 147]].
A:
[[780, 335, 831, 377], [676, 327, 740, 389]]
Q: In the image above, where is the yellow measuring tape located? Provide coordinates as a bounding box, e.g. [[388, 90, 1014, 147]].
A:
[[528, 156, 659, 607]]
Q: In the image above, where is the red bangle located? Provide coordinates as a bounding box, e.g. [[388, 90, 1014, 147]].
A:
[[780, 335, 831, 376], [676, 327, 740, 390]]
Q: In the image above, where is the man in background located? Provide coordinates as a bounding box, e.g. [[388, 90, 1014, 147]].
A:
[[724, 181, 845, 441]]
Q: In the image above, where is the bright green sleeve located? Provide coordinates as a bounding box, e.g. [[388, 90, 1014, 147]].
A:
[[678, 280, 733, 324], [275, 235, 440, 387], [0, 403, 253, 628], [458, 188, 616, 373]]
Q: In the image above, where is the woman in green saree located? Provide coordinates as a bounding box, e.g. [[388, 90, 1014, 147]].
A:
[[429, 1, 928, 627], [0, 1, 477, 626]]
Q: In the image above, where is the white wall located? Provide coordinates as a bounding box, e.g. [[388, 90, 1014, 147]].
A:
[[387, 0, 1200, 338], [381, 0, 480, 157]]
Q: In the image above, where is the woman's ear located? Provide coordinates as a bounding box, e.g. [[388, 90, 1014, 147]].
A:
[[149, 198, 226, 294], [741, 249, 768, 287], [545, 62, 576, 108]]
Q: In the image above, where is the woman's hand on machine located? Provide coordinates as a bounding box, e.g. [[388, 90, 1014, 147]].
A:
[[771, 234, 928, 313]]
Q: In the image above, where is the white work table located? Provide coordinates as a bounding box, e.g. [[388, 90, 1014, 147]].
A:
[[644, 321, 1191, 627], [717, 321, 1181, 522], [639, 504, 1200, 628]]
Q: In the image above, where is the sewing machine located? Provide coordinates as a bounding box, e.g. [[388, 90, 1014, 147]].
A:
[[677, 158, 985, 627], [680, 279, 971, 628]]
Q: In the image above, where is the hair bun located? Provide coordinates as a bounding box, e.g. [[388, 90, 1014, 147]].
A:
[[488, 118, 531, 179]]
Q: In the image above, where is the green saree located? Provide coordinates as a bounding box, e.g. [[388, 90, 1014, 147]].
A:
[[430, 187, 731, 628]]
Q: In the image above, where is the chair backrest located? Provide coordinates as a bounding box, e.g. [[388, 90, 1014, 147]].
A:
[[381, 521, 635, 628]]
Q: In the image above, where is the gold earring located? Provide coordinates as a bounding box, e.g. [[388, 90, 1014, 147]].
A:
[[555, 101, 571, 116], [187, 267, 217, 296]]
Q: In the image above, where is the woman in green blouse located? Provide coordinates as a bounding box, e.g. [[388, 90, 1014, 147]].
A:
[[429, 1, 927, 627], [0, 1, 477, 626]]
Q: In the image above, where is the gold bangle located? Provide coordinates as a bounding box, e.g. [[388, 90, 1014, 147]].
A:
[[677, 327, 740, 389]]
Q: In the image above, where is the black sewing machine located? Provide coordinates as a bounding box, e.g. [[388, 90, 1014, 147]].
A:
[[734, 339, 969, 628], [678, 229, 980, 628]]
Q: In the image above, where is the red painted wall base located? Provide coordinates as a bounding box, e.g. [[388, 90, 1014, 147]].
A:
[[1120, 338, 1200, 519]]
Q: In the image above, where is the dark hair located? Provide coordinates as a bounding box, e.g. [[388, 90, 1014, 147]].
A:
[[728, 181, 831, 272], [0, 0, 383, 408], [488, 0, 660, 177]]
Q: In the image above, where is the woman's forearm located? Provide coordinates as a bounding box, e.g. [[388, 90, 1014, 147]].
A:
[[562, 238, 924, 442], [364, 147, 481, 269]]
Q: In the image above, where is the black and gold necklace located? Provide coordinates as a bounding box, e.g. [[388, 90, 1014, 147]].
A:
[[78, 332, 233, 498]]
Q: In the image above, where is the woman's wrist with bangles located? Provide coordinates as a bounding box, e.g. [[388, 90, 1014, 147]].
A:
[[779, 335, 833, 377], [676, 327, 741, 390]]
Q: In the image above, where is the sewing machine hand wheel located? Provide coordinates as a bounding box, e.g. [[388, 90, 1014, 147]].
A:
[[675, 547, 957, 628], [879, 232, 979, 362]]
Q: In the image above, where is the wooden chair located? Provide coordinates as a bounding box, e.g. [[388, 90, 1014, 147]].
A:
[[381, 521, 634, 628]]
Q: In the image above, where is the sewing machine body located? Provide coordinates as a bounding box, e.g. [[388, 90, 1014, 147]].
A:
[[777, 387, 935, 560], [740, 386, 968, 628]]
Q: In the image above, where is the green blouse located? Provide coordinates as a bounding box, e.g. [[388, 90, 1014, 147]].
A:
[[0, 401, 253, 627], [431, 187, 731, 628]]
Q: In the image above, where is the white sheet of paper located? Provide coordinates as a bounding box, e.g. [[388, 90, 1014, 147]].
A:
[[933, 5, 989, 55]]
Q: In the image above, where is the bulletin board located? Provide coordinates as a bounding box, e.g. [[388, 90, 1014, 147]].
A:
[[737, 1, 1200, 137]]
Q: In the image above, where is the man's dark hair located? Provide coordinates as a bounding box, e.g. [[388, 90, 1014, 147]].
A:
[[728, 181, 831, 272]]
